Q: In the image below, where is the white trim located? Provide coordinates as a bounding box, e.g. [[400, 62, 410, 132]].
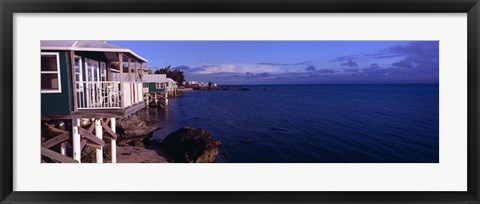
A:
[[40, 46, 148, 63], [100, 62, 107, 81], [85, 58, 100, 82], [40, 52, 62, 93], [95, 60, 100, 83], [155, 82, 164, 89], [84, 58, 90, 106], [74, 55, 83, 92], [71, 41, 79, 47]]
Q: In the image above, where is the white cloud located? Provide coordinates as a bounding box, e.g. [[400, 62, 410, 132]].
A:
[[192, 64, 283, 75]]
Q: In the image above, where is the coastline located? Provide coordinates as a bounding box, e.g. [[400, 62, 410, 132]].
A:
[[114, 111, 222, 163], [117, 146, 170, 163]]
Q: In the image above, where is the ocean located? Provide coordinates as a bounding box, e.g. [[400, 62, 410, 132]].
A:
[[139, 84, 439, 163]]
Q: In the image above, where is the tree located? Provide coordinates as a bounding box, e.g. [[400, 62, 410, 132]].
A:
[[154, 65, 185, 86]]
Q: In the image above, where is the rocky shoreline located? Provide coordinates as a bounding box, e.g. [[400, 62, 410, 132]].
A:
[[110, 115, 222, 163]]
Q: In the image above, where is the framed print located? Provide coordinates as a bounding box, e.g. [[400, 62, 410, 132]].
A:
[[1, 0, 479, 203]]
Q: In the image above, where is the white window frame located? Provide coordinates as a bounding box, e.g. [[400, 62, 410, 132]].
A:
[[85, 58, 100, 82], [100, 62, 107, 81], [74, 55, 83, 92], [41, 52, 62, 93], [156, 83, 162, 89]]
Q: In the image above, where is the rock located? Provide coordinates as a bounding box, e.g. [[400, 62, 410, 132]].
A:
[[161, 127, 221, 163], [117, 115, 160, 147]]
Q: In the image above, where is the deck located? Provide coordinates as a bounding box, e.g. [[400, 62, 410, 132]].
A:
[[42, 102, 145, 120]]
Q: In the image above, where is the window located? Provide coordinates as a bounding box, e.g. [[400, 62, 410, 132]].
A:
[[85, 58, 99, 82], [156, 83, 164, 89], [74, 56, 83, 92], [41, 53, 61, 93], [143, 83, 148, 88], [100, 62, 107, 81]]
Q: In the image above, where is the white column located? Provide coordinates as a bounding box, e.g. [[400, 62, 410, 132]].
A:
[[60, 142, 67, 155], [110, 118, 117, 163], [146, 94, 150, 107], [95, 119, 103, 163], [164, 92, 169, 106], [72, 119, 81, 163]]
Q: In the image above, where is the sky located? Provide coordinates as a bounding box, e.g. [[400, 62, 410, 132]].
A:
[[109, 41, 439, 85]]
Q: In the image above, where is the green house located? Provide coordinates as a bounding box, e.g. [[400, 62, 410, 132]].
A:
[[41, 40, 148, 119], [143, 74, 168, 93]]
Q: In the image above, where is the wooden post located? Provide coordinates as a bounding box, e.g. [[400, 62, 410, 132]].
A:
[[146, 93, 150, 107], [140, 63, 143, 83], [119, 53, 124, 109], [128, 58, 132, 82], [95, 119, 103, 163], [107, 60, 112, 81], [134, 61, 138, 82], [111, 118, 116, 163], [72, 118, 81, 163], [70, 50, 78, 111]]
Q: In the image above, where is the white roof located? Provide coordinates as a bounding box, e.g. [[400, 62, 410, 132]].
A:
[[143, 74, 167, 83], [41, 40, 148, 63], [166, 78, 177, 84], [111, 73, 139, 82]]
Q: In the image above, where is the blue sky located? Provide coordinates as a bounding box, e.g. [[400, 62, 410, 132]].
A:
[[109, 41, 439, 85]]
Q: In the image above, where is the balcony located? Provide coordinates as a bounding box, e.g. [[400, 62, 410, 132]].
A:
[[71, 81, 145, 118], [75, 81, 143, 110]]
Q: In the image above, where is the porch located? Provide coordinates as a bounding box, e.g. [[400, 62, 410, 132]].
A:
[[75, 81, 143, 109]]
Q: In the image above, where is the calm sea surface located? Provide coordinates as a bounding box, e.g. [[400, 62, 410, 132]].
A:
[[139, 84, 439, 163]]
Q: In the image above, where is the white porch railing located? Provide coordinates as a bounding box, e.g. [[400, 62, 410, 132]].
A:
[[76, 81, 143, 110]]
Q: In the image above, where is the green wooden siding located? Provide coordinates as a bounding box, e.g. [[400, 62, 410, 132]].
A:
[[41, 51, 72, 116], [147, 82, 165, 92], [41, 50, 110, 116]]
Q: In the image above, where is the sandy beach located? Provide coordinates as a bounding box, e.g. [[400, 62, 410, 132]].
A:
[[117, 146, 170, 163]]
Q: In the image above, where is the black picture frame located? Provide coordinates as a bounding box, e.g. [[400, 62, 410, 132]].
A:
[[1, 0, 479, 203]]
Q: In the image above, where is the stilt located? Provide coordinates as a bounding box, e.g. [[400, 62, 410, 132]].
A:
[[60, 142, 67, 155], [110, 118, 117, 163], [164, 92, 169, 106], [72, 118, 81, 163], [95, 119, 103, 163], [146, 94, 150, 106]]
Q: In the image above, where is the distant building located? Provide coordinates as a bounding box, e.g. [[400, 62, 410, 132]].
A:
[[142, 74, 168, 93], [142, 74, 178, 96], [187, 81, 199, 85], [165, 78, 178, 94], [198, 82, 209, 87]]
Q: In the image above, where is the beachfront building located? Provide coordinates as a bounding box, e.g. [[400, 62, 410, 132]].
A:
[[186, 80, 199, 85], [142, 74, 179, 106], [165, 78, 178, 96], [143, 74, 168, 93], [41, 40, 147, 163]]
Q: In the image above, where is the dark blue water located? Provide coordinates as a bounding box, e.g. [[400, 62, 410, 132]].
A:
[[140, 84, 439, 163]]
